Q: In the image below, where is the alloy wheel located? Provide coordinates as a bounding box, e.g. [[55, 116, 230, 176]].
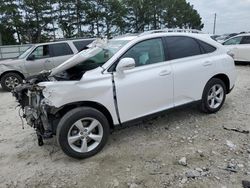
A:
[[67, 117, 103, 153], [207, 84, 224, 109]]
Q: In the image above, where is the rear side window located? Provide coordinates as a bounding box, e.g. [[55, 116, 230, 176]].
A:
[[241, 36, 250, 44], [197, 40, 216, 53], [50, 43, 73, 57], [73, 40, 94, 51], [166, 36, 202, 60]]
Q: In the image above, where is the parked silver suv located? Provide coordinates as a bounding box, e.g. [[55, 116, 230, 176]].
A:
[[0, 38, 94, 91]]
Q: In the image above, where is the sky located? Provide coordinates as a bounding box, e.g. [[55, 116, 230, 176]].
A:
[[186, 0, 250, 34]]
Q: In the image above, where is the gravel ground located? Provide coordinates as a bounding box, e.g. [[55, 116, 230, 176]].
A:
[[0, 65, 250, 188]]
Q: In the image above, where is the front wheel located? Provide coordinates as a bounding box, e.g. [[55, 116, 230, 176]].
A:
[[200, 78, 226, 113], [57, 107, 110, 159], [1, 72, 23, 92]]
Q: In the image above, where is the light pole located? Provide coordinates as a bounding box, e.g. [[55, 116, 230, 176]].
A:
[[213, 13, 217, 34]]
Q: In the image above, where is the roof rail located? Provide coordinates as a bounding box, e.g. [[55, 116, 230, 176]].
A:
[[139, 28, 203, 36], [53, 37, 96, 42]]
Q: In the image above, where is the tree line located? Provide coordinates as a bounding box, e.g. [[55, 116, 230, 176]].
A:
[[0, 0, 204, 45]]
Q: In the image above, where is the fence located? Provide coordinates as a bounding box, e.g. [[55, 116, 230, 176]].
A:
[[0, 44, 31, 60]]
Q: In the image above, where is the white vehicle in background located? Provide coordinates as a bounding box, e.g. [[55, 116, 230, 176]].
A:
[[223, 33, 250, 63], [0, 38, 94, 91], [13, 31, 236, 159]]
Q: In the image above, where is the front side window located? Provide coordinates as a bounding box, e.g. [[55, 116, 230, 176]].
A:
[[223, 37, 243, 45], [240, 36, 250, 44], [50, 43, 73, 57], [121, 38, 165, 67], [29, 45, 50, 59], [166, 36, 202, 60]]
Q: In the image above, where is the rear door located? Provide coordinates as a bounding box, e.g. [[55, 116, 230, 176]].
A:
[[50, 42, 74, 67], [238, 36, 250, 61], [25, 44, 54, 75], [165, 36, 217, 106]]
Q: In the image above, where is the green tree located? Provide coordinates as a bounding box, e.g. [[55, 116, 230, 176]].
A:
[[0, 0, 23, 44], [21, 0, 56, 43], [123, 0, 151, 33], [162, 0, 203, 30], [0, 24, 16, 45]]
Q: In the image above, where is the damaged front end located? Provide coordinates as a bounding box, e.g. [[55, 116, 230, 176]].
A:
[[13, 72, 55, 146]]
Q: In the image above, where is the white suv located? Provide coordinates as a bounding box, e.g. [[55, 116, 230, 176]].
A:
[[223, 33, 250, 63], [13, 32, 236, 159]]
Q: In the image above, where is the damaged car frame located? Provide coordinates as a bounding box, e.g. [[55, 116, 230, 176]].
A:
[[13, 32, 236, 159]]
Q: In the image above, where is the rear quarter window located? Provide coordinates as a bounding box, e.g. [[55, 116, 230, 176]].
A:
[[197, 39, 216, 53], [50, 43, 73, 57]]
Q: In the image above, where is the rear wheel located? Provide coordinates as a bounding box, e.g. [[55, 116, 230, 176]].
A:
[[200, 78, 226, 113], [57, 107, 110, 159], [1, 72, 23, 92]]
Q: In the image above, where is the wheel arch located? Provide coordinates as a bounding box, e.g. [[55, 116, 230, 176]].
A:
[[210, 73, 230, 94], [0, 70, 25, 81], [55, 101, 114, 130]]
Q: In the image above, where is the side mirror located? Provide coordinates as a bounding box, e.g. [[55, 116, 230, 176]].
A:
[[116, 58, 135, 73], [27, 54, 35, 61]]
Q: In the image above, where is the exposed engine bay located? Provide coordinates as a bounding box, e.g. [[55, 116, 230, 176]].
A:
[[13, 72, 55, 146], [12, 66, 101, 146]]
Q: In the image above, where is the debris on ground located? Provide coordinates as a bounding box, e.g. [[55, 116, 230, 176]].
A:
[[178, 157, 187, 166], [224, 159, 239, 173], [197, 150, 205, 157], [226, 140, 237, 150], [223, 125, 249, 134], [185, 168, 209, 178]]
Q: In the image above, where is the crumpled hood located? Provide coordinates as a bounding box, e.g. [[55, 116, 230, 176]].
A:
[[50, 47, 102, 76], [50, 38, 107, 76]]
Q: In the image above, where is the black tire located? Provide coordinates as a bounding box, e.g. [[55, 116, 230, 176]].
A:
[[57, 107, 110, 159], [200, 78, 226, 113], [1, 72, 23, 92]]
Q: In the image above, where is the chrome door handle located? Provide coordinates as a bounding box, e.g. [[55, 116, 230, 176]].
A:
[[159, 70, 171, 76], [45, 60, 51, 63], [203, 61, 212, 66]]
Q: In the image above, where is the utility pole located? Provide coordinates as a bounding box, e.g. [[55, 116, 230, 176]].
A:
[[213, 13, 217, 35]]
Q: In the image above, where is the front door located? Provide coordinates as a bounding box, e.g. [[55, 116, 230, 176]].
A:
[[25, 44, 54, 76], [114, 38, 174, 122]]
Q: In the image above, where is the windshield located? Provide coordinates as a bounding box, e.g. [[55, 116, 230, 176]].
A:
[[18, 45, 33, 59], [51, 39, 130, 79], [67, 39, 129, 79]]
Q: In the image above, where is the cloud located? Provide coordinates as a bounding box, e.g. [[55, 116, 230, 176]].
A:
[[186, 0, 250, 34]]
